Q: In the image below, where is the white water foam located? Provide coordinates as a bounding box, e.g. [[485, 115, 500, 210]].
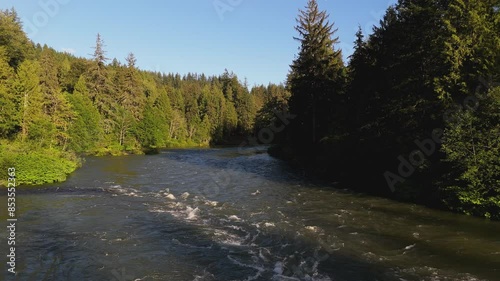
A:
[[204, 200, 218, 207], [404, 244, 416, 251], [186, 206, 200, 220], [213, 229, 246, 246], [251, 190, 261, 195], [107, 186, 142, 197], [305, 226, 321, 233], [228, 215, 242, 222], [181, 192, 190, 200], [164, 193, 176, 200]]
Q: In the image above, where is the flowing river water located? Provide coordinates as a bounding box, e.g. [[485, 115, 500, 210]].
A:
[[1, 147, 499, 281]]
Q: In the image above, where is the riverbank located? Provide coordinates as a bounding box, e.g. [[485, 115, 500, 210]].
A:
[[0, 132, 265, 187], [0, 140, 210, 187]]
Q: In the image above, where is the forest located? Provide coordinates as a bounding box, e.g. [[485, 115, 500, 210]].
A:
[[1, 0, 499, 220], [0, 8, 288, 185], [271, 0, 500, 219]]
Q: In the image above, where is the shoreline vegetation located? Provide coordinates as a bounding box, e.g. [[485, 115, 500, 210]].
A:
[[269, 0, 499, 220], [1, 0, 499, 221], [0, 139, 212, 186], [0, 8, 289, 187]]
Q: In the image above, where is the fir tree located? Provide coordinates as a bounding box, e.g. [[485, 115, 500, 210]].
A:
[[67, 77, 102, 152], [0, 8, 33, 68], [86, 33, 114, 118], [39, 48, 74, 147], [0, 46, 16, 137], [287, 0, 345, 153], [13, 60, 47, 143]]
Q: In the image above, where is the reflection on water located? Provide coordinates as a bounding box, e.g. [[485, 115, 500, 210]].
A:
[[1, 147, 499, 280]]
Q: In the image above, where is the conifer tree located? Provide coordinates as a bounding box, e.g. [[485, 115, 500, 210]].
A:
[[287, 0, 344, 152], [39, 48, 74, 147], [13, 60, 46, 143], [83, 33, 118, 142], [0, 47, 17, 137], [436, 0, 500, 100], [0, 8, 33, 68], [86, 33, 114, 118], [121, 52, 144, 120], [67, 77, 102, 152]]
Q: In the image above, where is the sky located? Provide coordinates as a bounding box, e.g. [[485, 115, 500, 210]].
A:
[[1, 0, 397, 86]]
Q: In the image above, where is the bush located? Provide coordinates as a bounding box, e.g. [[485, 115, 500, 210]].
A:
[[13, 150, 78, 185], [0, 142, 80, 186]]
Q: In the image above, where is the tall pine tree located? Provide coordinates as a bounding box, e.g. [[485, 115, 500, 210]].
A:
[[85, 33, 116, 137], [287, 0, 345, 157]]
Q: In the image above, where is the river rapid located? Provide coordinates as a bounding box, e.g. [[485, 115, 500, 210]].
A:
[[1, 147, 499, 281]]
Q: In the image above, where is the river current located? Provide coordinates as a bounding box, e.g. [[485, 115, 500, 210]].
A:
[[1, 147, 499, 281]]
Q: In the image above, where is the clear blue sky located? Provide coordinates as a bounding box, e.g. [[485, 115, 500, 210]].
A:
[[1, 0, 396, 86]]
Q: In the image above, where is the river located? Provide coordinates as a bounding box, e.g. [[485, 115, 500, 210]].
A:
[[1, 147, 499, 281]]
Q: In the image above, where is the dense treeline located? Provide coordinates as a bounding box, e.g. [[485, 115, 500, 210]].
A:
[[0, 8, 288, 185], [271, 0, 500, 219]]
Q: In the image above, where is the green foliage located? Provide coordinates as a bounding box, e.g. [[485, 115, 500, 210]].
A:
[[39, 48, 74, 147], [0, 46, 17, 138], [216, 70, 258, 136], [223, 99, 238, 136], [0, 142, 79, 186], [13, 149, 79, 185], [0, 142, 15, 180], [136, 103, 165, 148], [0, 9, 33, 68], [67, 78, 102, 153], [13, 59, 46, 143], [254, 84, 290, 135], [436, 0, 500, 100], [269, 0, 500, 220], [441, 87, 500, 218]]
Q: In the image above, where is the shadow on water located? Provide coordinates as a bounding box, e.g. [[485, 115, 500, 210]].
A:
[[361, 201, 500, 239]]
